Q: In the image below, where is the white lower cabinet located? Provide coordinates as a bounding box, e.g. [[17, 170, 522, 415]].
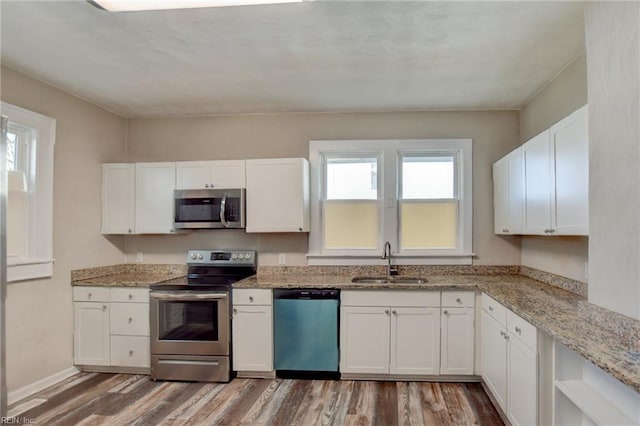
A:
[[340, 291, 441, 376], [440, 291, 475, 375], [74, 301, 110, 366], [232, 289, 273, 374], [73, 286, 150, 370], [481, 293, 538, 425]]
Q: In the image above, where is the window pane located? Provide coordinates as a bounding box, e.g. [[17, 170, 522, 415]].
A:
[[6, 131, 17, 171], [402, 156, 454, 199], [324, 201, 378, 249], [400, 201, 457, 249], [326, 157, 377, 200]]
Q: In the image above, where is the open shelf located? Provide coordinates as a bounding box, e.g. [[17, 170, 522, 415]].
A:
[[555, 379, 634, 425]]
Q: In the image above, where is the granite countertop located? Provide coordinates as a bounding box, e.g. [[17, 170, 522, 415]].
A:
[[236, 273, 640, 393], [70, 263, 640, 393]]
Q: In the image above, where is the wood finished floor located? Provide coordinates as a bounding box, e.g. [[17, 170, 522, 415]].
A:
[[9, 373, 504, 425]]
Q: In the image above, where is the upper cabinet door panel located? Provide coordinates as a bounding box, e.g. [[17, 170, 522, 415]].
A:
[[551, 106, 589, 235], [506, 149, 524, 234], [176, 161, 212, 189], [493, 159, 509, 234], [135, 162, 176, 234], [210, 160, 246, 188], [523, 130, 553, 235], [101, 164, 135, 235]]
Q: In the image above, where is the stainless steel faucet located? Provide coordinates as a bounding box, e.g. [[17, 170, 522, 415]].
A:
[[381, 241, 399, 276]]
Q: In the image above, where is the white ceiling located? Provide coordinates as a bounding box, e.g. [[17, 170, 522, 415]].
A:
[[1, 1, 585, 118]]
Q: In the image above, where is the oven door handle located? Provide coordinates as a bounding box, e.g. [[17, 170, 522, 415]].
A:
[[150, 292, 228, 301]]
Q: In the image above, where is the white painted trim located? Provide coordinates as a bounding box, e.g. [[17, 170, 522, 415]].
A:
[[7, 259, 53, 282], [8, 366, 79, 405]]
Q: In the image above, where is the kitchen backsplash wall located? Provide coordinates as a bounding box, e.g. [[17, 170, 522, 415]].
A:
[[519, 53, 589, 283], [124, 110, 521, 266]]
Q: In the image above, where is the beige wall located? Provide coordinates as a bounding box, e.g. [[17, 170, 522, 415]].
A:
[[585, 2, 640, 319], [1, 66, 127, 391], [126, 110, 522, 266], [519, 53, 589, 282]]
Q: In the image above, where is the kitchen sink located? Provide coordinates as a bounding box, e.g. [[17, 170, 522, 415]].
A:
[[351, 276, 427, 284]]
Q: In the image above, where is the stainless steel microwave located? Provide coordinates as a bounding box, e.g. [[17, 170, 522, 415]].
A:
[[174, 188, 245, 229]]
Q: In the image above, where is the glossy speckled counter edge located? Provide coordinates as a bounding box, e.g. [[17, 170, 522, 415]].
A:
[[71, 264, 186, 287], [519, 265, 588, 297]]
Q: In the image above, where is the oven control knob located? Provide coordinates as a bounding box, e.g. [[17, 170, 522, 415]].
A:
[[190, 253, 197, 260], [245, 253, 252, 260], [232, 254, 238, 260], [238, 254, 245, 260], [197, 253, 203, 260]]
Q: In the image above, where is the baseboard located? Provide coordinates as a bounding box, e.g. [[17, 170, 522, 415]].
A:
[[8, 366, 80, 405], [340, 373, 482, 382]]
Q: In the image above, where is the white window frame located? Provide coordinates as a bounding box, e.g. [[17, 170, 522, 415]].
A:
[[2, 102, 55, 282], [308, 139, 473, 265]]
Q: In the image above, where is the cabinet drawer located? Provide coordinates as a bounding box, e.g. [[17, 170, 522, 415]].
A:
[[233, 289, 272, 305], [73, 286, 110, 302], [111, 287, 149, 303], [506, 310, 537, 351], [442, 291, 475, 307], [110, 336, 150, 368], [341, 290, 440, 307], [481, 294, 507, 326], [110, 303, 149, 336]]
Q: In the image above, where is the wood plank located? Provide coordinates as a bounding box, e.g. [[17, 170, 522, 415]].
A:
[[12, 373, 503, 425]]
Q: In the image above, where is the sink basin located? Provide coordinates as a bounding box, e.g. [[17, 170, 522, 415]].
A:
[[351, 276, 391, 284], [351, 276, 427, 284]]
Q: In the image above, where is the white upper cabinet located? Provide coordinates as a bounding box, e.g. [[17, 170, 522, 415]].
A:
[[493, 148, 524, 234], [176, 160, 246, 189], [102, 163, 135, 234], [551, 106, 589, 235], [135, 162, 176, 234], [513, 104, 588, 236], [245, 158, 310, 233]]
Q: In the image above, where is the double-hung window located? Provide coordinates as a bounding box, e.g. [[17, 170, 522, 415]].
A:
[[309, 139, 472, 265], [2, 101, 55, 281]]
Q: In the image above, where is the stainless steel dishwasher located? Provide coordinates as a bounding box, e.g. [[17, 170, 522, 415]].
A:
[[273, 289, 340, 378]]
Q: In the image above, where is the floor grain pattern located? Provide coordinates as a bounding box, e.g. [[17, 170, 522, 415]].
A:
[[10, 373, 504, 425]]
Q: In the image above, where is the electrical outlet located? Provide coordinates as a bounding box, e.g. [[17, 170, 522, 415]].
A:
[[136, 251, 144, 263], [278, 253, 286, 265]]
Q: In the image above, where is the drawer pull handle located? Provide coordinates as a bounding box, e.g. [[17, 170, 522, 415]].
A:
[[384, 309, 390, 315], [392, 310, 397, 315], [515, 326, 522, 334], [504, 334, 510, 341], [128, 294, 133, 300], [443, 310, 449, 315], [88, 293, 92, 299], [489, 306, 494, 311], [500, 330, 505, 337], [128, 317, 133, 324], [249, 296, 254, 302], [129, 350, 134, 356], [102, 305, 107, 311], [456, 298, 462, 303], [233, 308, 237, 314]]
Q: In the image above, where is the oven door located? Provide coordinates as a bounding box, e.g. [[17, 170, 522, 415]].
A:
[[150, 290, 230, 356]]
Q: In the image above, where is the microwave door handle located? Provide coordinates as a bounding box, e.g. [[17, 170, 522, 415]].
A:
[[220, 194, 229, 228]]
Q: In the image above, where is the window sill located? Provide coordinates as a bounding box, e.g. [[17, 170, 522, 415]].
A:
[[7, 258, 54, 282], [306, 253, 474, 266]]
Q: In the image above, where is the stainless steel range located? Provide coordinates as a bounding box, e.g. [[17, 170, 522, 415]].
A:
[[149, 249, 256, 382]]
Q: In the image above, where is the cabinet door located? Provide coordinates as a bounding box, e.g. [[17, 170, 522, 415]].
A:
[[551, 106, 588, 235], [390, 307, 440, 375], [232, 305, 273, 372], [176, 161, 212, 189], [440, 307, 475, 375], [507, 149, 525, 233], [135, 162, 176, 234], [245, 158, 310, 232], [211, 160, 246, 188], [493, 158, 509, 234], [523, 130, 552, 235], [340, 306, 390, 374], [74, 302, 110, 366], [507, 334, 538, 426], [101, 163, 135, 234], [481, 310, 507, 410]]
